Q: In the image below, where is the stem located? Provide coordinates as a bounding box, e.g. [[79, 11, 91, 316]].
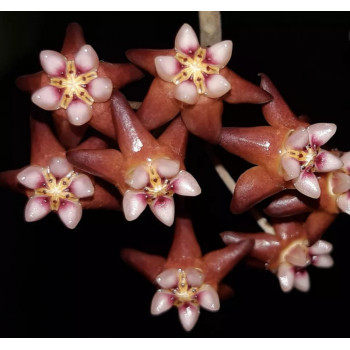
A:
[[199, 11, 222, 46]]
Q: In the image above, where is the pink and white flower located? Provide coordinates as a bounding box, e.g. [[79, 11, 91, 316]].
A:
[[281, 123, 342, 198], [155, 23, 232, 105], [17, 157, 94, 229], [277, 239, 334, 293], [151, 268, 220, 332], [123, 158, 201, 226], [31, 45, 113, 126]]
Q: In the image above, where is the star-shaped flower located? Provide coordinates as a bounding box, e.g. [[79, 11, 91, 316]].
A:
[[122, 216, 253, 331], [0, 114, 122, 229], [219, 73, 342, 214], [67, 91, 201, 227], [126, 23, 271, 143], [221, 211, 336, 293], [16, 23, 143, 147]]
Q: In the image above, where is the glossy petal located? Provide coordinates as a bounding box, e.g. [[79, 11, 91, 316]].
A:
[[171, 171, 201, 196], [277, 262, 295, 292], [149, 196, 175, 227], [205, 74, 231, 99], [285, 127, 309, 150], [206, 40, 233, 68], [17, 166, 45, 189], [174, 81, 199, 105], [125, 166, 149, 190], [175, 23, 199, 55], [312, 254, 334, 268], [40, 50, 66, 76], [156, 269, 178, 289], [281, 154, 301, 181], [284, 244, 309, 267], [309, 240, 333, 255], [151, 290, 174, 315], [66, 100, 92, 126], [341, 152, 350, 172], [58, 200, 82, 229], [153, 159, 180, 178], [70, 174, 94, 198], [184, 268, 204, 287], [331, 172, 350, 194], [294, 270, 310, 292], [31, 86, 61, 110], [25, 196, 51, 222], [294, 170, 321, 199], [88, 77, 113, 102], [74, 44, 99, 72], [308, 123, 337, 147], [155, 56, 180, 82], [123, 190, 147, 221], [49, 157, 73, 178], [314, 150, 343, 172], [197, 285, 220, 311], [336, 192, 350, 214], [178, 303, 200, 332]]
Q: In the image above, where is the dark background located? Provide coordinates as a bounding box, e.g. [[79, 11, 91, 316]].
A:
[[1, 11, 350, 337]]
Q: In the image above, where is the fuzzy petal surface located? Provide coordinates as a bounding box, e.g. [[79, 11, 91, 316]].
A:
[[312, 254, 334, 268], [155, 56, 180, 82], [17, 166, 45, 189], [205, 74, 231, 99], [70, 174, 94, 198], [40, 50, 66, 76], [154, 159, 180, 178], [156, 269, 178, 289], [58, 200, 82, 229], [25, 196, 51, 222], [149, 196, 175, 227], [178, 303, 200, 332], [294, 270, 310, 292], [294, 170, 321, 199], [308, 123, 337, 147], [49, 157, 73, 178], [309, 240, 333, 255], [123, 191, 147, 221], [281, 154, 301, 181], [125, 166, 149, 190], [174, 81, 199, 105], [74, 44, 99, 72], [331, 172, 350, 194], [175, 23, 199, 55], [184, 268, 204, 287], [206, 40, 232, 68], [88, 77, 113, 102], [285, 127, 309, 150], [66, 100, 92, 126], [171, 171, 201, 196], [277, 262, 295, 293], [315, 150, 343, 172], [151, 290, 174, 315], [197, 285, 220, 311], [31, 86, 61, 110]]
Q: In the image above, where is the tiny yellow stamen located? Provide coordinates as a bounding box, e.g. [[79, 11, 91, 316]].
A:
[[172, 270, 200, 307], [287, 146, 318, 171]]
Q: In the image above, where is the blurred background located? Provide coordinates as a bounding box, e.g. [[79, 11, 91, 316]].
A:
[[1, 11, 350, 337]]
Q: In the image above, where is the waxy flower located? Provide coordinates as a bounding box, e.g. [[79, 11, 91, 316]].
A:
[[221, 211, 336, 293], [17, 157, 93, 229], [67, 91, 200, 227], [122, 216, 253, 331], [151, 268, 219, 331]]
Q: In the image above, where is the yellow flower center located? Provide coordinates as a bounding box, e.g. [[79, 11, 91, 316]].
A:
[[287, 145, 318, 171], [173, 47, 220, 94], [172, 270, 201, 307], [34, 168, 78, 211], [49, 60, 98, 109]]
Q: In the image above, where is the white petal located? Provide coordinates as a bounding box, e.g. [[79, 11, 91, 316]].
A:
[[88, 77, 112, 102], [122, 190, 147, 221], [151, 290, 175, 315], [197, 285, 220, 311], [284, 244, 309, 267], [206, 40, 233, 68], [294, 270, 310, 292], [205, 74, 231, 99], [294, 170, 321, 199], [285, 127, 309, 150], [25, 196, 51, 222], [155, 56, 180, 82], [309, 240, 333, 255], [74, 44, 99, 73], [39, 50, 66, 76], [49, 157, 73, 178], [31, 86, 61, 110], [178, 303, 200, 332], [184, 267, 204, 287], [277, 263, 295, 293], [336, 192, 350, 214], [125, 166, 149, 190], [149, 196, 175, 227], [156, 269, 179, 289], [153, 159, 180, 178], [341, 152, 350, 172], [171, 171, 201, 197], [17, 166, 45, 189], [174, 81, 199, 105], [331, 172, 350, 194], [58, 200, 82, 229], [70, 174, 94, 198], [314, 150, 343, 172], [308, 123, 337, 147], [281, 154, 301, 181], [175, 23, 199, 55], [312, 254, 334, 268], [66, 100, 92, 126]]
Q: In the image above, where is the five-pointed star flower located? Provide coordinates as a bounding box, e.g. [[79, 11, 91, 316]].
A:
[[126, 23, 272, 143], [16, 22, 144, 148], [121, 215, 253, 331]]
